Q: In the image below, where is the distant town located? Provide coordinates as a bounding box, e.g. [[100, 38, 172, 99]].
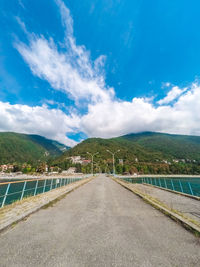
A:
[[1, 154, 199, 178], [0, 156, 92, 176]]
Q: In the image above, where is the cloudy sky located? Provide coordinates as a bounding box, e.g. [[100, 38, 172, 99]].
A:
[[1, 0, 200, 146]]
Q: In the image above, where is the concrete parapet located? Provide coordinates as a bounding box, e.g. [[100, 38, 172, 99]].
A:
[[113, 177, 200, 236]]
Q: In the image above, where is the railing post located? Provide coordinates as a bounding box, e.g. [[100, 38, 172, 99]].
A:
[[34, 180, 38, 196], [20, 181, 27, 201], [50, 179, 53, 190], [1, 183, 11, 208], [43, 179, 47, 193], [55, 179, 59, 188], [159, 178, 162, 187], [179, 180, 183, 193], [188, 182, 194, 196], [171, 179, 175, 191], [164, 179, 167, 189]]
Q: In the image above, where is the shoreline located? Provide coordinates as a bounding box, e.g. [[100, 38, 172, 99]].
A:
[[0, 173, 89, 181], [1, 173, 200, 182], [115, 174, 200, 178]]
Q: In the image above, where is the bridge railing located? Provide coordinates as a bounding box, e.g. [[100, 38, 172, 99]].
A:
[[0, 177, 84, 208], [120, 177, 200, 197]]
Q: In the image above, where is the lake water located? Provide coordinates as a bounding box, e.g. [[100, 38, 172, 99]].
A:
[[122, 177, 200, 197], [0, 177, 79, 207]]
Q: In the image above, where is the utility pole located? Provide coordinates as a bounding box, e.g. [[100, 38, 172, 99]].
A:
[[87, 152, 99, 176], [106, 149, 120, 175]]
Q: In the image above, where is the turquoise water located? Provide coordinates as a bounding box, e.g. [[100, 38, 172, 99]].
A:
[[0, 178, 80, 207], [122, 177, 200, 197]]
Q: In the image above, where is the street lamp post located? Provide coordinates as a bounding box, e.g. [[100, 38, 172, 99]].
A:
[[87, 152, 99, 176], [106, 149, 120, 175]]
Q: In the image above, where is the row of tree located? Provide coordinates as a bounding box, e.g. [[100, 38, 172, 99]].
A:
[[2, 160, 200, 175], [53, 160, 200, 175]]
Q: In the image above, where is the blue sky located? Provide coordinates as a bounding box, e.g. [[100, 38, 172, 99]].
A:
[[0, 0, 200, 146]]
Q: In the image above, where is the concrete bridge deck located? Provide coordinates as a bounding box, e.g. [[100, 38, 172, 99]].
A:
[[0, 175, 199, 266]]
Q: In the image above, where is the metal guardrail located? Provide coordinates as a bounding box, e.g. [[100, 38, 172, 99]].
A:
[[121, 177, 200, 197], [0, 177, 83, 208]]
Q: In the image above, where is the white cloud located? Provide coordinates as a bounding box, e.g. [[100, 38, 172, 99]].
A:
[[162, 82, 171, 88], [11, 1, 200, 145], [157, 86, 187, 105], [18, 0, 25, 9], [1, 84, 200, 147], [15, 1, 114, 105], [0, 101, 80, 146], [81, 84, 200, 138]]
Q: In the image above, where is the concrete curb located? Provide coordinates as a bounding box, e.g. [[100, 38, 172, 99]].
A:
[[0, 177, 93, 233], [112, 178, 200, 236], [143, 182, 200, 201]]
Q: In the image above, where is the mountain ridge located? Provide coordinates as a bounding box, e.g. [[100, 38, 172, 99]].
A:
[[0, 132, 69, 164], [53, 131, 200, 174]]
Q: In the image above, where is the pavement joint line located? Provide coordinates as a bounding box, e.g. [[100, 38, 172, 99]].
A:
[[112, 177, 200, 237], [143, 182, 200, 201], [0, 177, 94, 234]]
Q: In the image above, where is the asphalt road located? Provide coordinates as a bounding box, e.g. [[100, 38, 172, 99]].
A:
[[0, 175, 199, 267]]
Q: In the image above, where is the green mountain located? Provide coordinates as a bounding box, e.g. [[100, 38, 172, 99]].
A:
[[56, 131, 200, 162], [54, 132, 200, 174], [115, 132, 200, 161], [0, 132, 69, 164]]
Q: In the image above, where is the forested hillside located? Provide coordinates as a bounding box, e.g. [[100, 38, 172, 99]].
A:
[[54, 132, 200, 174], [0, 132, 69, 164]]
